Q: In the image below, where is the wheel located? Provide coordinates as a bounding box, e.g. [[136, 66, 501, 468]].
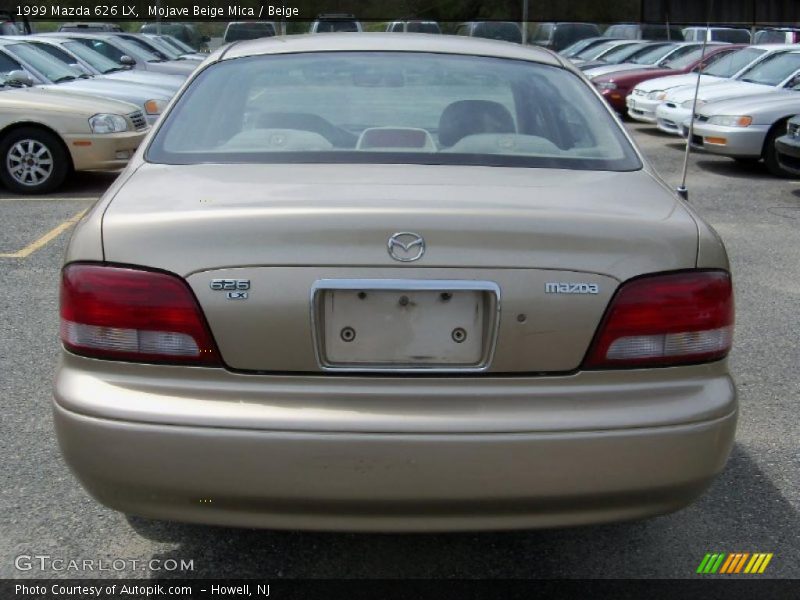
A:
[[0, 127, 70, 194], [763, 121, 792, 178]]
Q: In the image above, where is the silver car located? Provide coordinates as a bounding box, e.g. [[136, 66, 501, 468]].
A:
[[45, 32, 197, 77], [0, 40, 171, 125], [688, 90, 800, 176], [18, 35, 185, 94]]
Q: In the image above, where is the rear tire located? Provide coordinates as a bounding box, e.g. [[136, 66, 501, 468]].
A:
[[0, 127, 69, 194], [763, 121, 792, 178]]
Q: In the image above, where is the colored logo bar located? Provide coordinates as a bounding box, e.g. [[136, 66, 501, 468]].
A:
[[697, 553, 773, 574]]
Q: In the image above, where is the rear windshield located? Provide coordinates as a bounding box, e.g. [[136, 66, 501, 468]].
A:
[[472, 22, 522, 43], [314, 20, 359, 33], [714, 29, 751, 43], [705, 47, 766, 77], [225, 23, 276, 42], [405, 22, 440, 34], [737, 51, 800, 86], [148, 52, 640, 171]]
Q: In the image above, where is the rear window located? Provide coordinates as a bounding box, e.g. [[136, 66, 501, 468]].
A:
[[754, 30, 796, 44], [225, 23, 276, 42], [148, 52, 640, 172], [405, 22, 440, 34], [314, 20, 359, 33], [471, 22, 522, 44], [713, 29, 751, 43]]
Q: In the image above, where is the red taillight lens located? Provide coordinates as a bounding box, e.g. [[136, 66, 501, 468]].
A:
[[583, 270, 734, 369], [60, 264, 221, 366]]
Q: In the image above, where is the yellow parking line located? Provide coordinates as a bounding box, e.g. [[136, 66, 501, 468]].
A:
[[0, 208, 88, 258]]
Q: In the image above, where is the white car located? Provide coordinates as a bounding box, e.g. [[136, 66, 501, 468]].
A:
[[656, 49, 800, 135], [627, 45, 794, 124]]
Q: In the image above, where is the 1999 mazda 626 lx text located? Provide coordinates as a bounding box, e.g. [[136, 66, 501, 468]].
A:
[[54, 34, 737, 532]]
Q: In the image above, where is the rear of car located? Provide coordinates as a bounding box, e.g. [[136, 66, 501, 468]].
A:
[[54, 36, 736, 531], [529, 23, 600, 51], [310, 14, 363, 34], [604, 24, 684, 41], [223, 22, 277, 43], [459, 22, 522, 44]]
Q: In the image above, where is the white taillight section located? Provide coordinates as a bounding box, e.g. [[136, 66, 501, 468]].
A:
[[60, 321, 201, 357], [60, 264, 221, 366], [584, 271, 734, 369]]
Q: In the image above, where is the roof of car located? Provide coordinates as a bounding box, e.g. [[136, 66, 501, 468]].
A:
[[215, 32, 563, 66]]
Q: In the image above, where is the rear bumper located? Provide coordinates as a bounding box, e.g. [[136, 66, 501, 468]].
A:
[[53, 354, 737, 532]]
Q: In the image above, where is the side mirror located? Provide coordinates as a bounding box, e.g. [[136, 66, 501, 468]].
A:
[[119, 55, 136, 67], [6, 70, 34, 87]]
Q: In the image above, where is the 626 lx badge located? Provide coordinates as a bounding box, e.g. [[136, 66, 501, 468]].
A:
[[210, 279, 250, 300]]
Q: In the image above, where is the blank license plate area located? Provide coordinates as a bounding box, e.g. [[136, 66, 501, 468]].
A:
[[319, 288, 489, 368]]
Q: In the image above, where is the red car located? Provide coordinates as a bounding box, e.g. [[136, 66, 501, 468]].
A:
[[592, 44, 746, 113]]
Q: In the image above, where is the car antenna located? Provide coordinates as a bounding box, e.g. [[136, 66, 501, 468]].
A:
[[677, 0, 714, 201]]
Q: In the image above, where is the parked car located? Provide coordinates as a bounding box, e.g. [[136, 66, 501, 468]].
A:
[[0, 40, 172, 125], [142, 35, 206, 61], [584, 42, 714, 79], [11, 35, 184, 94], [628, 45, 780, 124], [48, 32, 197, 77], [385, 21, 441, 34], [150, 34, 206, 59], [139, 23, 209, 51], [656, 48, 800, 135], [559, 36, 619, 58], [53, 34, 736, 532], [107, 32, 203, 63], [594, 44, 743, 114], [689, 90, 800, 176], [223, 21, 277, 43], [577, 41, 657, 71], [774, 114, 800, 175], [682, 27, 751, 43], [309, 14, 363, 33], [57, 22, 122, 33], [571, 39, 643, 65], [0, 82, 145, 193], [528, 22, 600, 51], [604, 23, 685, 41], [454, 22, 522, 44], [754, 28, 800, 44]]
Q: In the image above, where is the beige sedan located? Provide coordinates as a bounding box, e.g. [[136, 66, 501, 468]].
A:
[[54, 34, 736, 531], [0, 84, 147, 193]]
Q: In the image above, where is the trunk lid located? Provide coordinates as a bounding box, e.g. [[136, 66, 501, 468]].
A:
[[102, 163, 698, 373]]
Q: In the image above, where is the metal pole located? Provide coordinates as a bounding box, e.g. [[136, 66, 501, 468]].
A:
[[522, 0, 529, 45], [677, 0, 713, 200]]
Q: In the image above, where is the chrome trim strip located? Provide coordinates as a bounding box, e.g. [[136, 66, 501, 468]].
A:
[[309, 279, 501, 373]]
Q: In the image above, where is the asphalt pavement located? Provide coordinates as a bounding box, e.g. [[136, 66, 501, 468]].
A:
[[0, 124, 797, 579]]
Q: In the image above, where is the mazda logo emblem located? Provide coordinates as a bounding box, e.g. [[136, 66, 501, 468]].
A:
[[387, 232, 425, 262]]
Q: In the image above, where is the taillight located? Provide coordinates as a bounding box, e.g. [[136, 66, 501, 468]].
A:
[[583, 270, 733, 369], [60, 264, 221, 366]]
